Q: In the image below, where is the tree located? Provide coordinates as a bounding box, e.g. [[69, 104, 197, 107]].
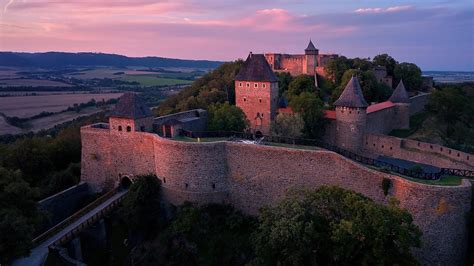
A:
[[121, 174, 163, 237], [276, 72, 293, 96], [128, 203, 256, 266], [289, 92, 327, 138], [325, 56, 353, 84], [270, 113, 304, 138], [0, 167, 45, 264], [373, 54, 398, 76], [394, 63, 422, 91], [287, 75, 317, 98], [252, 186, 421, 266], [207, 102, 248, 132], [352, 57, 373, 71], [331, 69, 391, 104]]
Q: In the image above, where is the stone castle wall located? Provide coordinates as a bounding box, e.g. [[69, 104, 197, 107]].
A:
[[81, 126, 472, 265], [366, 107, 397, 134], [364, 133, 474, 170], [409, 93, 430, 115]]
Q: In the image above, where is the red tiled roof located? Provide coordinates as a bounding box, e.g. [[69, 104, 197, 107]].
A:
[[367, 101, 395, 113], [324, 110, 336, 120]]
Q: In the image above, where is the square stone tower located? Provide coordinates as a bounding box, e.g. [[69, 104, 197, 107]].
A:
[[109, 92, 154, 133], [235, 52, 279, 135], [303, 39, 319, 75]]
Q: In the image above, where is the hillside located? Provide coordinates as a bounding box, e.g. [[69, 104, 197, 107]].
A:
[[0, 52, 224, 69]]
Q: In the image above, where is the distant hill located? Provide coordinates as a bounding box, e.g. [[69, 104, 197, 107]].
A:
[[0, 52, 224, 69]]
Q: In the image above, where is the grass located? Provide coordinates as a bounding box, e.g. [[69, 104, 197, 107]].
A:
[[389, 112, 430, 138], [120, 74, 193, 86], [266, 142, 322, 151], [369, 164, 463, 186]]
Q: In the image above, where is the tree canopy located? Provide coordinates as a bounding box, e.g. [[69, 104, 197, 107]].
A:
[[289, 92, 327, 138], [270, 113, 305, 138], [252, 186, 422, 266], [207, 102, 248, 132], [394, 63, 422, 91], [373, 54, 398, 76]]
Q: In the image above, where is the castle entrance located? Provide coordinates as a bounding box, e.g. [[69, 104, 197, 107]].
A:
[[120, 176, 133, 189]]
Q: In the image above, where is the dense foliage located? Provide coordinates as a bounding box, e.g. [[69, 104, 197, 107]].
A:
[[155, 61, 243, 115], [289, 92, 327, 138], [252, 186, 422, 265], [270, 113, 304, 138], [426, 83, 474, 152], [0, 168, 46, 264], [207, 102, 248, 132], [118, 185, 421, 266], [120, 175, 164, 236]]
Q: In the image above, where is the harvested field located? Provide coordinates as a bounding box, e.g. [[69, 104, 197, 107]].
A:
[[0, 116, 22, 135], [28, 106, 104, 132], [0, 93, 122, 118], [119, 75, 192, 86]]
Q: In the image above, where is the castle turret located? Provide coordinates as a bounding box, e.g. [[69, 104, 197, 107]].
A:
[[304, 39, 319, 75], [235, 52, 279, 135], [334, 76, 368, 152], [389, 80, 410, 129], [109, 92, 154, 133]]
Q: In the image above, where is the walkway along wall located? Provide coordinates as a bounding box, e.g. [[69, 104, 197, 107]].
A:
[[364, 133, 474, 170], [81, 125, 472, 265]]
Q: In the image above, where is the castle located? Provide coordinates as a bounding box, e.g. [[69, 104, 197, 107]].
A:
[[234, 51, 408, 150], [264, 40, 338, 77], [80, 49, 474, 265]]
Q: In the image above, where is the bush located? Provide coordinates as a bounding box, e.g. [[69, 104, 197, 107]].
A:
[[207, 102, 248, 132]]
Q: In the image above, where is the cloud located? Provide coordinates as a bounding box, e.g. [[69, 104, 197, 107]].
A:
[[3, 0, 16, 13], [354, 5, 412, 14]]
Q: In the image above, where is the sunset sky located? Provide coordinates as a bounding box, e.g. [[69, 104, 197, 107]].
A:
[[0, 0, 472, 71]]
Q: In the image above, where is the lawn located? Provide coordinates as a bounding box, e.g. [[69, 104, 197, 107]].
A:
[[120, 75, 193, 86], [172, 136, 229, 142]]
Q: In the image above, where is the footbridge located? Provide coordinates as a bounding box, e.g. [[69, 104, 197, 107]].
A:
[[13, 183, 130, 266]]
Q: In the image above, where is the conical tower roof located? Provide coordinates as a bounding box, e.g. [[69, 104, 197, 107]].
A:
[[389, 80, 410, 103], [235, 52, 278, 82], [334, 76, 368, 108], [110, 92, 153, 119], [305, 39, 317, 52]]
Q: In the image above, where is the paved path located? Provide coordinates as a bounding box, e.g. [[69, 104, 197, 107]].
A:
[[12, 190, 128, 266]]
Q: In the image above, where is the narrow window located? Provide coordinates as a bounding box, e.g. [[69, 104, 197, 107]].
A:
[[430, 145, 433, 149], [185, 183, 189, 189], [262, 84, 266, 88], [244, 97, 247, 102], [163, 178, 166, 183], [259, 99, 262, 103], [246, 83, 250, 88], [440, 147, 443, 152], [467, 156, 470, 160], [118, 126, 122, 131], [457, 153, 460, 157], [126, 126, 131, 132], [212, 183, 216, 189], [449, 150, 452, 154], [239, 82, 243, 87], [254, 83, 258, 88], [382, 145, 384, 148], [390, 147, 393, 150]]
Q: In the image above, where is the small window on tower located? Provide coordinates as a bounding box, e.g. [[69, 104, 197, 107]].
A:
[[259, 99, 262, 103], [118, 126, 122, 131], [239, 82, 243, 87], [246, 83, 250, 88], [263, 84, 266, 88], [126, 126, 131, 132], [244, 97, 247, 102], [254, 83, 258, 88]]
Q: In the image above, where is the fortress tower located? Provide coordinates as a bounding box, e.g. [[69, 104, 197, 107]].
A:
[[109, 92, 154, 133], [303, 39, 319, 75], [389, 80, 410, 129], [334, 76, 368, 152], [235, 52, 279, 135]]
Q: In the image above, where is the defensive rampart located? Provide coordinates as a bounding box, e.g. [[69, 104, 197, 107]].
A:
[[81, 125, 472, 265], [364, 133, 473, 170], [409, 93, 430, 115]]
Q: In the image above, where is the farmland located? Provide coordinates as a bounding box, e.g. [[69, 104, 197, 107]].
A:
[[0, 93, 122, 118], [118, 75, 193, 86]]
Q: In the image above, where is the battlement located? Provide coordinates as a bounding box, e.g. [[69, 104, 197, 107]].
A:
[[80, 127, 471, 265]]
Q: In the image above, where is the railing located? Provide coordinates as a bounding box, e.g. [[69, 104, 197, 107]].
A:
[[180, 130, 474, 180], [32, 187, 121, 246]]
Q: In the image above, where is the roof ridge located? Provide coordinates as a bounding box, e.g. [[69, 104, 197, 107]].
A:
[[334, 76, 368, 108], [389, 80, 410, 103]]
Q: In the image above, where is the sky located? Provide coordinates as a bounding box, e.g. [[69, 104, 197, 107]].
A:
[[0, 0, 473, 71]]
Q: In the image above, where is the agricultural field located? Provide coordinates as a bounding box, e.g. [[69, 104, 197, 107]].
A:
[[28, 106, 105, 132], [0, 93, 122, 118], [118, 75, 193, 86], [0, 116, 22, 135], [0, 79, 72, 87]]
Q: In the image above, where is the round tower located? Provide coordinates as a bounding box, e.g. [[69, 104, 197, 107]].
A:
[[334, 76, 368, 152], [389, 80, 410, 129]]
